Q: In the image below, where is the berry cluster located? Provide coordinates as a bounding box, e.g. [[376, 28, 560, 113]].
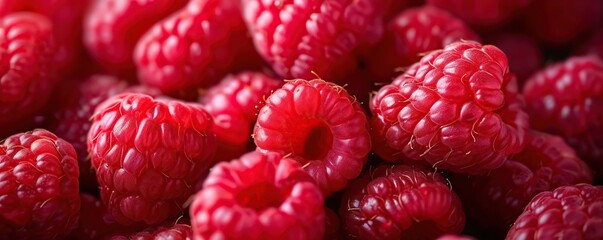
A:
[[1, 0, 603, 239]]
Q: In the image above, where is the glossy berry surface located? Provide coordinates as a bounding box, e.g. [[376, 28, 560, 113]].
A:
[[506, 184, 603, 240], [340, 164, 465, 240], [242, 0, 388, 83], [370, 41, 529, 174], [190, 151, 325, 240], [452, 131, 593, 234], [254, 78, 371, 196], [87, 93, 216, 225], [523, 56, 603, 176], [201, 72, 282, 162], [0, 129, 80, 239]]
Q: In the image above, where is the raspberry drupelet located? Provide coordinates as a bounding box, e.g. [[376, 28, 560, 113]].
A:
[[370, 41, 529, 174], [253, 78, 371, 196]]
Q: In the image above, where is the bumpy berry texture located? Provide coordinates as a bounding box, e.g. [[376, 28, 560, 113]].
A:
[[0, 13, 56, 125], [523, 56, 603, 177], [427, 0, 532, 27], [340, 164, 465, 240], [110, 223, 193, 240], [486, 33, 542, 85], [370, 41, 529, 174], [201, 72, 282, 162], [366, 6, 479, 80], [242, 0, 387, 83], [452, 131, 593, 234], [87, 93, 216, 225], [506, 184, 603, 240], [190, 151, 325, 240], [69, 194, 133, 240], [254, 79, 371, 196], [135, 0, 262, 97], [0, 129, 80, 239], [84, 0, 188, 78]]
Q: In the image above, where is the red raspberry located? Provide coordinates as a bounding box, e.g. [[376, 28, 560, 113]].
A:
[[339, 164, 465, 240], [506, 184, 603, 240], [451, 131, 593, 234], [0, 13, 57, 126], [135, 0, 262, 97], [242, 0, 387, 83], [48, 75, 162, 193], [84, 0, 187, 78], [523, 56, 603, 176], [87, 93, 216, 225], [69, 194, 133, 240], [520, 0, 603, 46], [437, 235, 476, 240], [0, 129, 80, 239], [366, 6, 479, 80], [324, 208, 344, 240], [370, 41, 529, 174], [486, 33, 542, 85], [200, 72, 282, 162], [576, 28, 603, 60], [427, 0, 532, 27], [253, 79, 371, 196], [190, 151, 325, 240], [110, 223, 193, 240]]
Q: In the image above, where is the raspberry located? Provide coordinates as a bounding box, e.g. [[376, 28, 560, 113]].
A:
[[254, 79, 371, 195], [520, 0, 603, 46], [48, 75, 162, 193], [110, 223, 193, 240], [87, 93, 216, 225], [427, 0, 532, 27], [84, 0, 187, 78], [0, 13, 57, 126], [523, 56, 603, 177], [69, 193, 133, 240], [451, 131, 593, 234], [0, 129, 80, 239], [200, 72, 282, 162], [437, 235, 476, 240], [486, 33, 542, 85], [370, 41, 529, 174], [576, 28, 603, 60], [324, 208, 344, 240], [506, 184, 603, 240], [135, 0, 262, 97], [190, 151, 325, 240], [339, 164, 465, 240], [242, 0, 387, 83], [366, 6, 479, 80]]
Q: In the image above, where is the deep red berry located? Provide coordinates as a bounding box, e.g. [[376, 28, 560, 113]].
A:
[[576, 28, 603, 60], [506, 184, 603, 240], [135, 0, 261, 97], [0, 129, 80, 239], [427, 0, 532, 27], [523, 56, 603, 176], [110, 223, 193, 240], [201, 72, 282, 162], [84, 0, 187, 78], [366, 6, 479, 80], [190, 151, 325, 240], [486, 33, 542, 85], [370, 41, 529, 174], [254, 79, 371, 196], [520, 0, 603, 46], [0, 13, 57, 125], [69, 194, 133, 240], [87, 93, 216, 225], [242, 0, 388, 83], [324, 208, 344, 240], [340, 164, 465, 240], [452, 131, 593, 234], [437, 235, 476, 240]]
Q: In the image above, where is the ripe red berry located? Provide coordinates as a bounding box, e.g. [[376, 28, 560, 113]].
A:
[[486, 33, 542, 85], [366, 6, 479, 80], [0, 129, 80, 239], [190, 151, 325, 240], [69, 193, 133, 240], [254, 78, 371, 196], [370, 41, 529, 174], [0, 13, 57, 126], [340, 164, 465, 240], [506, 184, 603, 240], [452, 131, 593, 234], [84, 0, 187, 78], [87, 93, 216, 225], [427, 0, 532, 27], [201, 72, 282, 162], [242, 0, 388, 83], [135, 0, 261, 97], [523, 56, 603, 176], [110, 223, 193, 240]]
